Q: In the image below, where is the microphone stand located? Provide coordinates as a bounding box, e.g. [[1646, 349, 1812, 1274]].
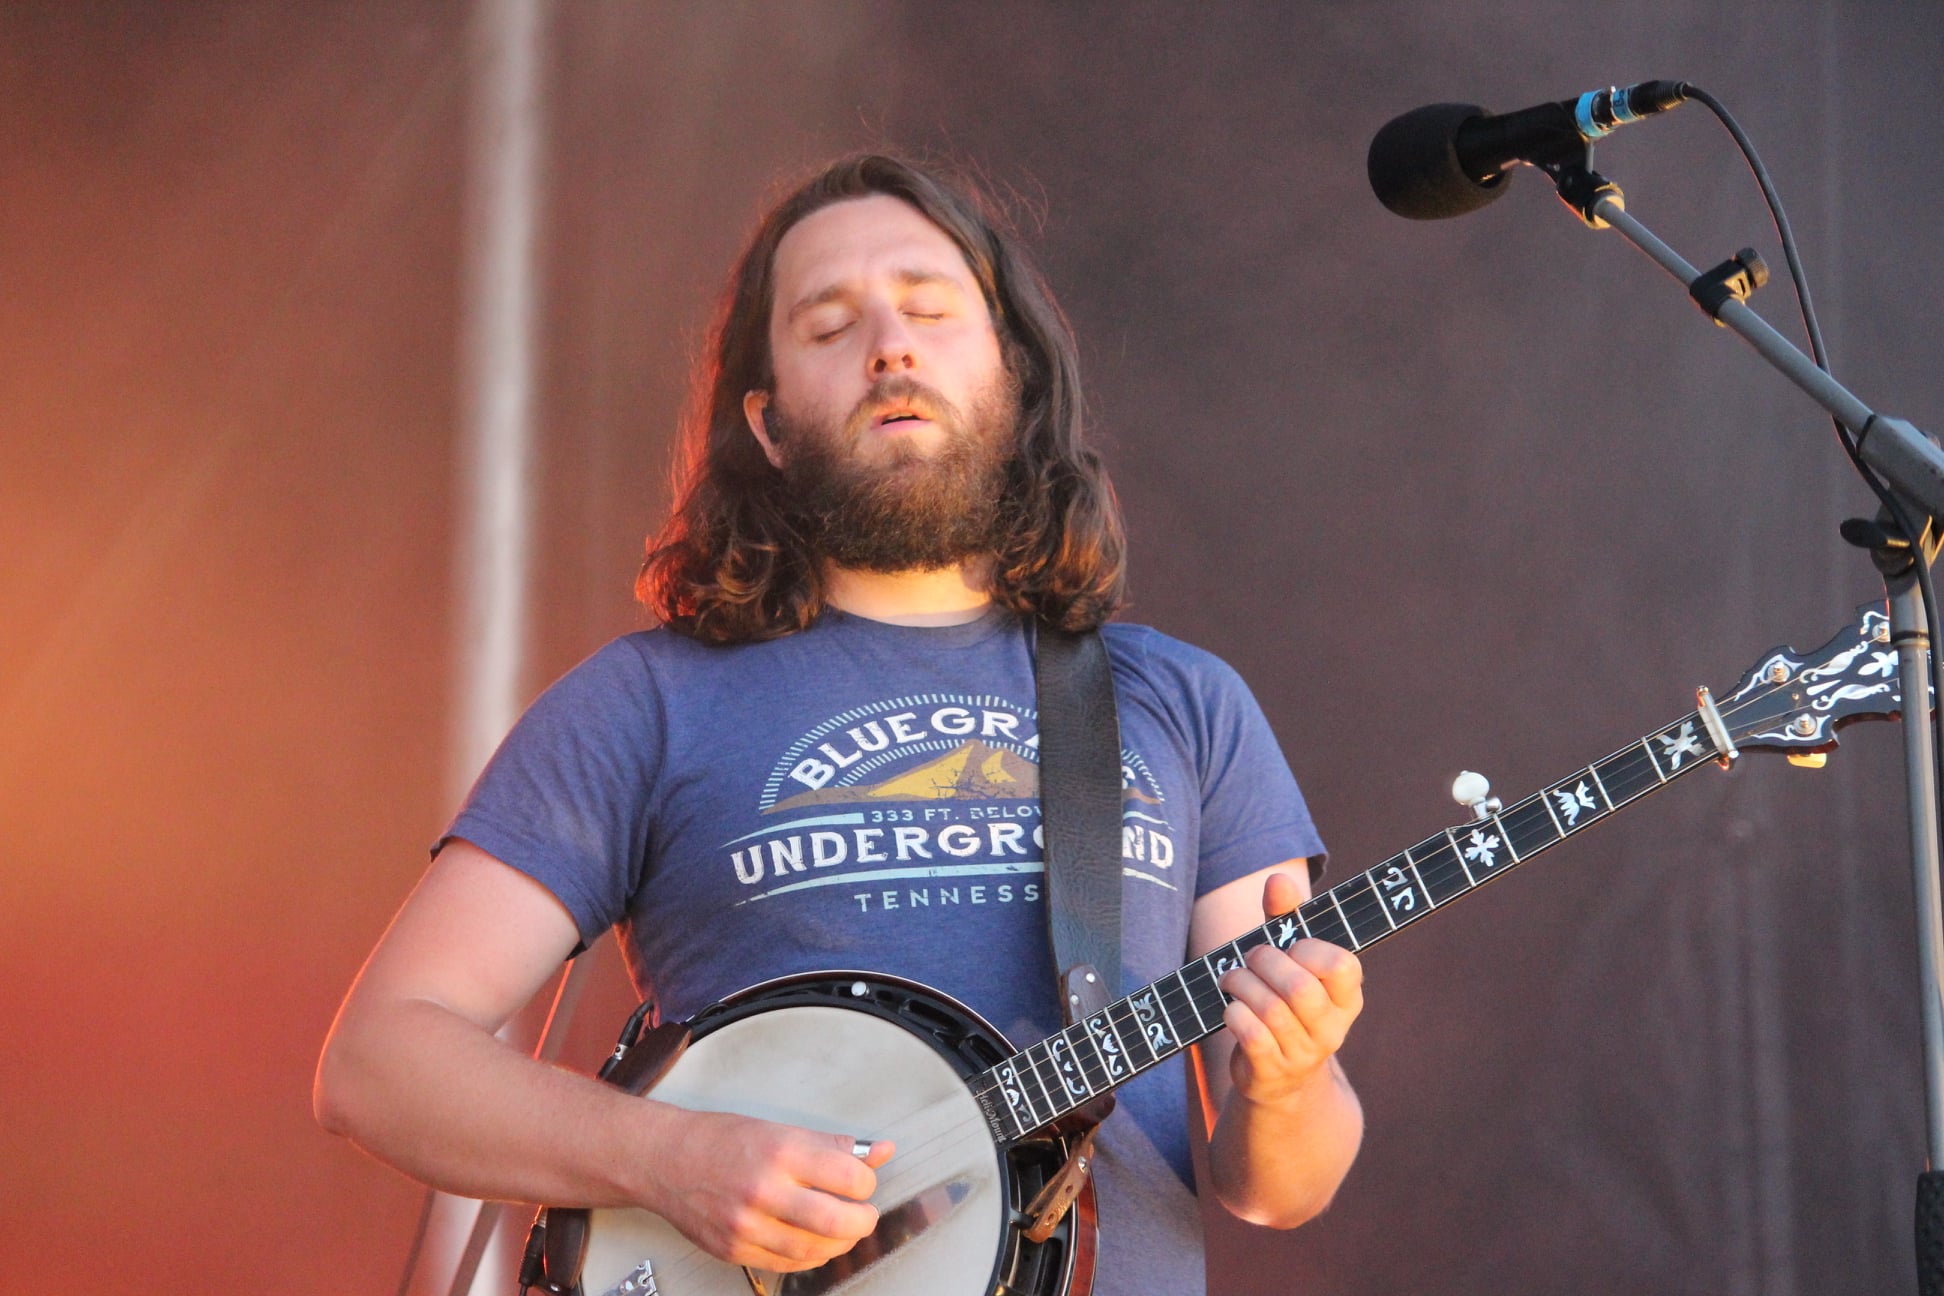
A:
[[1542, 152, 1944, 1293]]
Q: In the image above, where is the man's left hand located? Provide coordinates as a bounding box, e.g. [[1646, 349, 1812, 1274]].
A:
[[1216, 870, 1364, 1107]]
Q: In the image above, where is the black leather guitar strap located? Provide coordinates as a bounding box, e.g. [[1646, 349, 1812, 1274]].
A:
[[1034, 624, 1124, 1020], [1025, 624, 1123, 1240]]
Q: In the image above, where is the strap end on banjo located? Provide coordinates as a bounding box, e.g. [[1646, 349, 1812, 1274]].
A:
[[1023, 1125, 1100, 1243]]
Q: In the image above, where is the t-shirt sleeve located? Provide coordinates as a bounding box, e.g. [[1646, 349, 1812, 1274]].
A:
[[1182, 647, 1328, 897], [435, 637, 663, 947]]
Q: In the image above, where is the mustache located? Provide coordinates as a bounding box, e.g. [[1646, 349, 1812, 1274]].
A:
[[844, 376, 958, 437]]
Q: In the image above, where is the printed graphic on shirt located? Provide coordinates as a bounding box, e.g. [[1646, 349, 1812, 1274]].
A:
[[723, 692, 1176, 913]]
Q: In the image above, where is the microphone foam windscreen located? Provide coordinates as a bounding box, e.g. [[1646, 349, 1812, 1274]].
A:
[[1367, 102, 1508, 220]]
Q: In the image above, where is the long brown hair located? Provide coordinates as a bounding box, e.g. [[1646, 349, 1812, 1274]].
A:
[[638, 154, 1126, 643]]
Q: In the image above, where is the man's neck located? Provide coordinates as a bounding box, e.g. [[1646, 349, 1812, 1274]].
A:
[[823, 558, 995, 626]]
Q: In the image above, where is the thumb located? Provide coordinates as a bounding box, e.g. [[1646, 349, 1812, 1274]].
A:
[[1262, 869, 1305, 919]]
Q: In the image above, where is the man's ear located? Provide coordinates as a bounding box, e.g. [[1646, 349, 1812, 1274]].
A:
[[743, 390, 784, 469]]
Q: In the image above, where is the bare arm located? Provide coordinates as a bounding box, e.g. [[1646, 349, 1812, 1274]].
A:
[[313, 839, 890, 1271], [1189, 860, 1364, 1228]]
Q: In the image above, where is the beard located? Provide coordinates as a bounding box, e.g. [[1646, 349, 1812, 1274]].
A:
[[769, 370, 1022, 573]]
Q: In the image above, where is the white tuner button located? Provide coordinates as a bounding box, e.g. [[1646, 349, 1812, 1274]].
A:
[[1451, 770, 1501, 822]]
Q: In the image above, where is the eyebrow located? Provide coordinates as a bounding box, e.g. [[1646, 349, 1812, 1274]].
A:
[[785, 268, 970, 322]]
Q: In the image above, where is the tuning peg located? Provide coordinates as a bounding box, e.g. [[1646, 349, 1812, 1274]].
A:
[[1451, 770, 1501, 821]]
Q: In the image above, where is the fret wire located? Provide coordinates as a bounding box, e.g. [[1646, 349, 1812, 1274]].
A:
[[1020, 1041, 1062, 1118], [1641, 736, 1669, 782], [1156, 971, 1198, 1031], [1090, 1005, 1136, 1083], [1229, 934, 1260, 984], [987, 1064, 1037, 1138], [1549, 777, 1596, 836], [1366, 861, 1431, 929], [1198, 948, 1228, 1001], [1145, 982, 1187, 1056], [1351, 888, 1397, 939], [1409, 838, 1471, 905], [1325, 889, 1363, 950], [1154, 978, 1195, 1052], [1066, 1014, 1111, 1087], [1063, 1021, 1110, 1092], [1585, 765, 1615, 811], [1362, 869, 1400, 931], [1619, 743, 1676, 804], [1081, 1010, 1128, 1087], [1587, 760, 1616, 807], [1172, 968, 1210, 1034], [1333, 874, 1392, 947], [1385, 860, 1433, 921], [1032, 1039, 1075, 1119], [1309, 892, 1357, 947], [1444, 827, 1480, 886], [1186, 959, 1226, 1021], [1605, 746, 1665, 806], [1500, 799, 1557, 859], [1196, 950, 1233, 1016], [1402, 851, 1438, 909], [1014, 1066, 1046, 1134], [1381, 867, 1424, 922], [1539, 788, 1567, 836], [1181, 962, 1227, 1035], [1494, 815, 1523, 862], [1109, 997, 1158, 1069], [1265, 910, 1305, 950], [1201, 947, 1231, 986], [1048, 1029, 1097, 1102], [999, 1086, 1029, 1141]]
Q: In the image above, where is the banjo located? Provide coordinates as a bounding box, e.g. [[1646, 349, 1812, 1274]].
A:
[[528, 603, 1912, 1296]]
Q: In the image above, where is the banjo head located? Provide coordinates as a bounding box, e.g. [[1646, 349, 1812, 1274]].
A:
[[577, 973, 1085, 1296]]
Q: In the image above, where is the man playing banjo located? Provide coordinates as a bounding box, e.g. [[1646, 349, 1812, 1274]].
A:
[[315, 154, 1365, 1296]]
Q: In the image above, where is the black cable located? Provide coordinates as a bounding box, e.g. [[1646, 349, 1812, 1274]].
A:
[[1686, 84, 1944, 883]]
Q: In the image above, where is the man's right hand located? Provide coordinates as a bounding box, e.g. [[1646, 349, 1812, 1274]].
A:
[[316, 844, 894, 1276], [640, 1107, 895, 1272]]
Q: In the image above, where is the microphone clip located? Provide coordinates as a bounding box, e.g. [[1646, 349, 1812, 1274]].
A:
[[1546, 158, 1624, 231], [1688, 248, 1771, 323]]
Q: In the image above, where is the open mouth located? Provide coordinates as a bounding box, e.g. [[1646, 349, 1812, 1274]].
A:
[[872, 409, 930, 429]]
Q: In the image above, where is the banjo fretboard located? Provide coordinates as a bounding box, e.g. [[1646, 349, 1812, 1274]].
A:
[[970, 710, 1726, 1142]]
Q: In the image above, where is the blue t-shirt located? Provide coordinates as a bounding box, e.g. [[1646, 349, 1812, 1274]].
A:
[[444, 607, 1325, 1296]]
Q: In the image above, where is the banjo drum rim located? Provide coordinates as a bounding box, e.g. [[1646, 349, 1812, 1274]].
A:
[[678, 969, 1094, 1296]]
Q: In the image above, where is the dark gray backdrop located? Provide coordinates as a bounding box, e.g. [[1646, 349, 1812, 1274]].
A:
[[4, 3, 1939, 1292]]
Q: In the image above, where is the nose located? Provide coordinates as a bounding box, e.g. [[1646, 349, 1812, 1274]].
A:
[[864, 306, 917, 377]]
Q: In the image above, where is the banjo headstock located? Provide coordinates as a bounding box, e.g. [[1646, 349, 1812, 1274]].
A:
[[1717, 602, 1917, 756]]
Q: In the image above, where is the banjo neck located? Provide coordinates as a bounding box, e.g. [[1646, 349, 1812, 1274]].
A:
[[972, 601, 1915, 1143], [970, 709, 1724, 1142]]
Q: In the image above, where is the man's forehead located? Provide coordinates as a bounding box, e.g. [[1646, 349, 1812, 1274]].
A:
[[771, 195, 980, 311]]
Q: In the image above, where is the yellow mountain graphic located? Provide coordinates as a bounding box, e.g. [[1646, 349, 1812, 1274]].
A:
[[769, 740, 1038, 812], [765, 739, 1164, 815]]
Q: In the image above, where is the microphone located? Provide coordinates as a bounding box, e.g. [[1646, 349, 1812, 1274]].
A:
[[1368, 80, 1691, 220]]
